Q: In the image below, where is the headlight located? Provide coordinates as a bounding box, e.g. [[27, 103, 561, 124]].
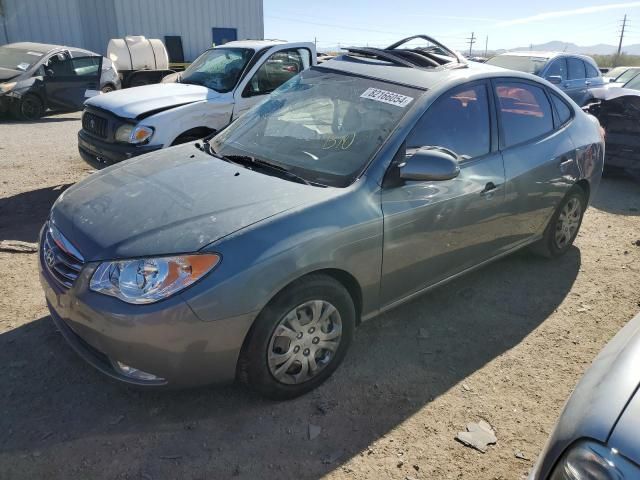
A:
[[90, 254, 220, 304], [550, 440, 637, 479], [0, 81, 16, 94], [114, 124, 154, 144]]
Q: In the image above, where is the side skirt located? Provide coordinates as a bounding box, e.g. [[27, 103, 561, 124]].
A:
[[360, 235, 542, 322]]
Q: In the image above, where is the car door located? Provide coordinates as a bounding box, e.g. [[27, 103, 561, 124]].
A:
[[564, 57, 588, 105], [43, 55, 102, 111], [379, 81, 508, 306], [493, 79, 577, 243], [232, 46, 312, 119]]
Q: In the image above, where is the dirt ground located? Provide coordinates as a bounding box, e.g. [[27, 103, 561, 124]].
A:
[[0, 112, 639, 480]]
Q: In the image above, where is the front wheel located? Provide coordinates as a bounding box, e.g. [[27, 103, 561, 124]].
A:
[[238, 275, 355, 400], [13, 94, 44, 120], [532, 186, 586, 258]]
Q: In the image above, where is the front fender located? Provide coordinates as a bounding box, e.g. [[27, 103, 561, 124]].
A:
[[142, 100, 234, 147], [183, 180, 384, 323]]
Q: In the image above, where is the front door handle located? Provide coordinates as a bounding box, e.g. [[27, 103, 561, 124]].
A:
[[480, 182, 498, 195]]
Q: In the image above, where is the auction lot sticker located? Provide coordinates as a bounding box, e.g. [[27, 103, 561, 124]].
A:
[[361, 88, 413, 107]]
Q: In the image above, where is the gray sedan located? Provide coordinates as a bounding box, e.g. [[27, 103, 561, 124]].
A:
[[39, 36, 604, 399], [530, 312, 640, 479]]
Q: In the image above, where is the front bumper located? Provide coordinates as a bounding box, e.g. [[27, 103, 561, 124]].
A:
[[78, 129, 162, 169], [39, 233, 256, 387]]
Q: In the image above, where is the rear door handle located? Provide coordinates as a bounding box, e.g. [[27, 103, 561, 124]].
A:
[[480, 182, 498, 195]]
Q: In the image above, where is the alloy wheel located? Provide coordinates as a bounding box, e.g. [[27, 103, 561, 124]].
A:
[[267, 300, 342, 385], [555, 197, 582, 249]]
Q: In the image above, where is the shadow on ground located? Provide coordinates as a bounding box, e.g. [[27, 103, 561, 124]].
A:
[[0, 246, 581, 479], [591, 176, 640, 216], [0, 114, 81, 124], [0, 184, 72, 243]]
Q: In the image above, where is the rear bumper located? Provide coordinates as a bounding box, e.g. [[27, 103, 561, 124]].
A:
[[78, 129, 162, 168]]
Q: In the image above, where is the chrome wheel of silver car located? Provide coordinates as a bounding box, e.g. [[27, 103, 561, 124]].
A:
[[555, 197, 582, 249], [267, 300, 342, 385]]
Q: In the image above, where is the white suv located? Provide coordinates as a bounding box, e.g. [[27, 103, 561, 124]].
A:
[[78, 40, 316, 168]]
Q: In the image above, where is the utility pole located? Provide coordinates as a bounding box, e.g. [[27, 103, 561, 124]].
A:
[[314, 37, 317, 49], [616, 14, 628, 65], [484, 36, 488, 57], [466, 32, 476, 56]]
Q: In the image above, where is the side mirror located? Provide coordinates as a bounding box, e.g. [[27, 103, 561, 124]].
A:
[[400, 147, 460, 182], [45, 69, 55, 77], [547, 75, 562, 85]]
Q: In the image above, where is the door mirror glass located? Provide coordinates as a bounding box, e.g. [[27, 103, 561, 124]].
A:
[[547, 75, 562, 85], [400, 147, 460, 181]]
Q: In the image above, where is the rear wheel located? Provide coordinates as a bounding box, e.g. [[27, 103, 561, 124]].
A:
[[238, 275, 355, 400], [532, 186, 586, 258], [12, 94, 44, 120]]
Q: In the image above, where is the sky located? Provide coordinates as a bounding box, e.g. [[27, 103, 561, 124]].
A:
[[263, 1, 640, 53]]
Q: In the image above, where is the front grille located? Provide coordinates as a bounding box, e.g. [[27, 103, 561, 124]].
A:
[[41, 224, 85, 290], [82, 111, 108, 138]]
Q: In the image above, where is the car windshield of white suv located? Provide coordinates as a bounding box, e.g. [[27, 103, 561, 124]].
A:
[[180, 48, 253, 93], [211, 68, 421, 187], [486, 55, 548, 74], [0, 47, 44, 71]]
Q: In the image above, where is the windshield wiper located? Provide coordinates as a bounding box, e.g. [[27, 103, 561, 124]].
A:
[[222, 154, 312, 186]]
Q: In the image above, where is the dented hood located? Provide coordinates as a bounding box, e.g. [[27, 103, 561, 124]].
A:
[[50, 145, 335, 261], [590, 84, 640, 102], [84, 83, 225, 119]]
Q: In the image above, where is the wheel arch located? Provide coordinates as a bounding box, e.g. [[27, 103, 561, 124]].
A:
[[170, 126, 216, 145], [575, 179, 591, 202], [235, 267, 363, 384]]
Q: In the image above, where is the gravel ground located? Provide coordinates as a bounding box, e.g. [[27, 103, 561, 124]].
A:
[[1, 112, 639, 480]]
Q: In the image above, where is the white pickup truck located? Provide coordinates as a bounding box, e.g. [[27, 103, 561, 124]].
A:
[[78, 40, 316, 167]]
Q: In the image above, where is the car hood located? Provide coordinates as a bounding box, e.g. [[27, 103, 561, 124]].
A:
[[50, 145, 335, 261], [0, 67, 21, 82], [531, 312, 640, 479], [590, 84, 640, 101], [84, 83, 220, 119]]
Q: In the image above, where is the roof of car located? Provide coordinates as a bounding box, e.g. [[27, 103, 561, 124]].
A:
[[320, 53, 542, 91], [216, 39, 288, 49], [493, 50, 597, 62], [5, 42, 65, 54]]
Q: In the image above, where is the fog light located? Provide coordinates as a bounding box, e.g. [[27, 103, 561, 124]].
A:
[[113, 360, 164, 382]]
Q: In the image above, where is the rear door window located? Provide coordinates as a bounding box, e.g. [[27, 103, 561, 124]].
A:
[[495, 82, 554, 147], [567, 58, 586, 80], [408, 83, 491, 159], [584, 62, 600, 78], [550, 92, 573, 126]]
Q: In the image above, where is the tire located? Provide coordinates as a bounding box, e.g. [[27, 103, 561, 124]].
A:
[[101, 84, 115, 94], [238, 274, 355, 400], [12, 94, 44, 121], [531, 186, 587, 258]]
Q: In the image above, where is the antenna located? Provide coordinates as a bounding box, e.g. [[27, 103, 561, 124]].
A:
[[484, 36, 488, 57], [466, 32, 476, 56]]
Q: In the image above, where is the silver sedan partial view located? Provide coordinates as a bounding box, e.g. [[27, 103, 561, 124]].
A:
[[39, 35, 605, 399], [529, 312, 640, 479]]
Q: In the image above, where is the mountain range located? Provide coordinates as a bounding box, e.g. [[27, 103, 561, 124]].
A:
[[508, 41, 640, 56]]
